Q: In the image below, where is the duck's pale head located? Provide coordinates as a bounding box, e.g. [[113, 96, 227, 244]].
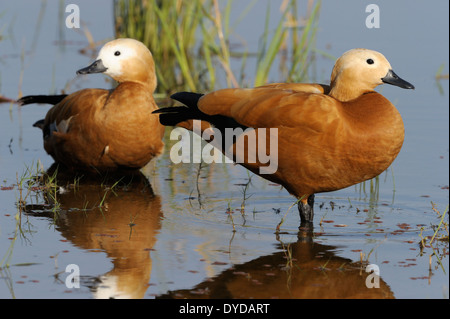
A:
[[77, 38, 157, 91], [329, 48, 414, 102]]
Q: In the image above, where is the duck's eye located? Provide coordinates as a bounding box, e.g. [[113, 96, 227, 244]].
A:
[[114, 51, 121, 56], [366, 58, 374, 65]]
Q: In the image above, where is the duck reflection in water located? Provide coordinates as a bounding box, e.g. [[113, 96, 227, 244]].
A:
[[25, 164, 163, 299], [158, 237, 394, 299]]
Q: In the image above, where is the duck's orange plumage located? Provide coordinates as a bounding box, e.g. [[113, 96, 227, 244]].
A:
[[19, 38, 165, 173], [154, 48, 414, 226]]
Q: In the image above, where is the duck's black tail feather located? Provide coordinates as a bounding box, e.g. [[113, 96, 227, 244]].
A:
[[153, 92, 246, 131], [171, 92, 204, 111], [17, 94, 68, 106], [153, 92, 206, 126], [153, 92, 205, 126], [33, 119, 45, 130]]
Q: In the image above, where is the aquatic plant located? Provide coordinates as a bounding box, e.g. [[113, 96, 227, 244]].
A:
[[113, 0, 322, 95], [419, 203, 449, 274]]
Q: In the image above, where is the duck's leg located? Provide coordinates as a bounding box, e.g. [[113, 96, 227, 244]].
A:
[[298, 194, 315, 227]]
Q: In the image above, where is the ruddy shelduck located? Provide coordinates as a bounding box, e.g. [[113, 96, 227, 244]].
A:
[[19, 38, 165, 173], [154, 48, 414, 227]]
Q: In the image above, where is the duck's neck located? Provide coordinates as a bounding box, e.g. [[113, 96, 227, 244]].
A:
[[114, 71, 156, 94], [103, 82, 154, 112], [141, 76, 157, 93], [329, 79, 371, 102]]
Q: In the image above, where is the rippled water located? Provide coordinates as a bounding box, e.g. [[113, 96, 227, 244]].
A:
[[0, 1, 448, 299]]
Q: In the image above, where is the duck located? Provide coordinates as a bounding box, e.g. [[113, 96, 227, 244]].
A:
[[153, 48, 414, 227], [18, 38, 165, 173]]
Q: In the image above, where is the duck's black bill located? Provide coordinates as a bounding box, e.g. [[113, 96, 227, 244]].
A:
[[382, 69, 415, 89], [76, 59, 108, 75]]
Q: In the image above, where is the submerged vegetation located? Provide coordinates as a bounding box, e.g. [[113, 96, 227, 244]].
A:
[[419, 203, 449, 274], [0, 162, 147, 270], [114, 0, 322, 95]]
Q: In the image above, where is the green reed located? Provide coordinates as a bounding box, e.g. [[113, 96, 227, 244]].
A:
[[114, 0, 205, 94], [114, 0, 322, 95]]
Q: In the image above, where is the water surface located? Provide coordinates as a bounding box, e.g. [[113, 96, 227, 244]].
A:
[[0, 0, 448, 299]]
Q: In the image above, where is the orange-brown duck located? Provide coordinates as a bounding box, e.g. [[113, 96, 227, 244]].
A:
[[19, 38, 165, 173], [154, 48, 414, 227]]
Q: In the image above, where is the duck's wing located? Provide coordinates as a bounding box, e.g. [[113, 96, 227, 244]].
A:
[[256, 83, 330, 94], [197, 87, 339, 131], [40, 89, 109, 138], [35, 88, 112, 169]]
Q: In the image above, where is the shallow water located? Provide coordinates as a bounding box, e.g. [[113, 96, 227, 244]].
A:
[[0, 1, 448, 299]]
